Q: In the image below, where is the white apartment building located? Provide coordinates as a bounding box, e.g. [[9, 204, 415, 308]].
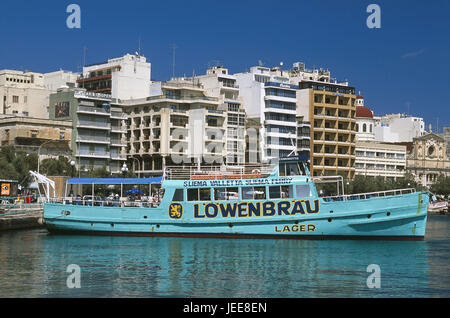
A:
[[189, 66, 246, 164], [235, 66, 299, 162], [374, 113, 425, 143], [355, 141, 406, 179], [78, 53, 151, 101]]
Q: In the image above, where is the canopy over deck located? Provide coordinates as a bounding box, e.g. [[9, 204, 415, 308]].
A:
[[67, 177, 162, 185]]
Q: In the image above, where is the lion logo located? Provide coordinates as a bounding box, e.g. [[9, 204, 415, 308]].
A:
[[169, 203, 183, 219]]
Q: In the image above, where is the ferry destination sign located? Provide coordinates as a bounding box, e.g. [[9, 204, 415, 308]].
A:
[[183, 177, 294, 188]]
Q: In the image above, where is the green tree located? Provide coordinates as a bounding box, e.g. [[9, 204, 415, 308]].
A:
[[430, 175, 450, 196]]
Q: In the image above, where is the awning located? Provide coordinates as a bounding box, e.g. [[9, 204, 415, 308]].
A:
[[67, 177, 162, 185]]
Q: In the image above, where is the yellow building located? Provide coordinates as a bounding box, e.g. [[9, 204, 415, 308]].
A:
[[0, 115, 72, 159], [298, 81, 357, 179]]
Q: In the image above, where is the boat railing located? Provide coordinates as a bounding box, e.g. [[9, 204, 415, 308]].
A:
[[47, 197, 162, 208], [164, 164, 276, 180], [321, 188, 416, 202]]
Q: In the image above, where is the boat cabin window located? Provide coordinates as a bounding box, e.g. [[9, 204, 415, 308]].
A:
[[172, 189, 184, 201], [296, 184, 312, 198], [279, 162, 305, 176], [214, 187, 239, 200], [269, 185, 293, 199], [242, 186, 266, 200], [187, 188, 211, 201]]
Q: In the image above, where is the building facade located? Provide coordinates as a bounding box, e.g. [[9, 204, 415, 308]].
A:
[[49, 88, 128, 174], [77, 53, 151, 101], [355, 141, 406, 180], [0, 116, 72, 159], [0, 69, 52, 118], [406, 132, 450, 188], [374, 113, 425, 143], [190, 66, 246, 164], [122, 78, 230, 175], [297, 80, 357, 179], [235, 66, 299, 162]]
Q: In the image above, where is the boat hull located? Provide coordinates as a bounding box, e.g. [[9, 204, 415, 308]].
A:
[[43, 191, 429, 240]]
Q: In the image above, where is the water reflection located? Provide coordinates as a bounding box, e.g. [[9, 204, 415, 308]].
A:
[[0, 215, 448, 298]]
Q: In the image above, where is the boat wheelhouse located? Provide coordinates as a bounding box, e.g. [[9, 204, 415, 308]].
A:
[[43, 156, 429, 240]]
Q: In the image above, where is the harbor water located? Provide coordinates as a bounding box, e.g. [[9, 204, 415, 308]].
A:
[[0, 214, 448, 298]]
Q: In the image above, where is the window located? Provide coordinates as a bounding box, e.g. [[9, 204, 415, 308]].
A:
[[296, 184, 312, 198], [269, 185, 293, 199], [12, 96, 19, 103], [214, 187, 239, 200], [187, 188, 211, 201], [242, 186, 266, 200], [172, 189, 184, 201]]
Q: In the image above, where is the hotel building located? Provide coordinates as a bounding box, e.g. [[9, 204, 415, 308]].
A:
[[297, 79, 357, 179], [49, 88, 128, 174], [235, 66, 299, 162], [122, 78, 231, 176]]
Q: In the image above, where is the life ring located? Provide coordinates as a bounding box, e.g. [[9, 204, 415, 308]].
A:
[[252, 169, 261, 174]]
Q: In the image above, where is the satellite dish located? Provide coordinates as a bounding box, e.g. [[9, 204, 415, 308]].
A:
[[280, 61, 284, 67]]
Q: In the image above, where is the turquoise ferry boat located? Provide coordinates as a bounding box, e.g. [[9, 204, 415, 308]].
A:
[[43, 156, 429, 240]]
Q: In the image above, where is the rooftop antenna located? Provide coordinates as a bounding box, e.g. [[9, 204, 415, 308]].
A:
[[138, 35, 142, 56], [171, 44, 177, 79]]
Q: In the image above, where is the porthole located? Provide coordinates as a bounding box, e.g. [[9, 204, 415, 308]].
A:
[[386, 212, 391, 216], [328, 218, 332, 222]]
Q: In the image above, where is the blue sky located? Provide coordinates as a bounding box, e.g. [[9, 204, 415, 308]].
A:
[[1, 0, 449, 131]]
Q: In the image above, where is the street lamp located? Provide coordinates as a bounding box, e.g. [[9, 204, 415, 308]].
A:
[[37, 139, 57, 174], [121, 163, 128, 176]]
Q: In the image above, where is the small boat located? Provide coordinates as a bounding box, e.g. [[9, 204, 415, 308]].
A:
[[43, 156, 429, 240]]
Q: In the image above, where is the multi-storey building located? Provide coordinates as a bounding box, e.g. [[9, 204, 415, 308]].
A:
[[297, 80, 357, 179], [49, 88, 128, 173], [235, 66, 299, 162], [355, 141, 406, 180], [122, 78, 228, 176], [77, 53, 151, 101], [190, 66, 246, 164]]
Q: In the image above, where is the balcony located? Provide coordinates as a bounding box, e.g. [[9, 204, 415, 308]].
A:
[[76, 121, 111, 130], [78, 150, 110, 159], [77, 105, 110, 116], [76, 135, 110, 144]]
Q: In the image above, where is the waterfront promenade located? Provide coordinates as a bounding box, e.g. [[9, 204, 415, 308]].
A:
[[0, 204, 43, 231]]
